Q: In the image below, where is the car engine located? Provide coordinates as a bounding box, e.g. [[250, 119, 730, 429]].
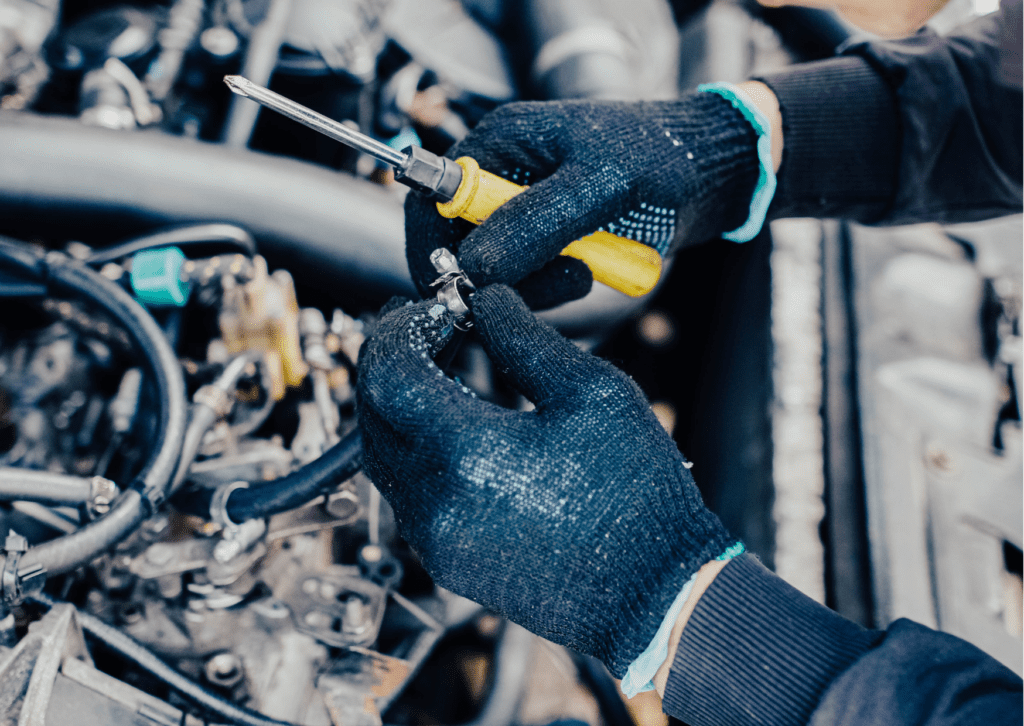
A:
[[0, 0, 683, 723]]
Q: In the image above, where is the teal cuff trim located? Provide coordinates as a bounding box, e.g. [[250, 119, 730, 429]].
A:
[[697, 83, 776, 243], [620, 542, 745, 698]]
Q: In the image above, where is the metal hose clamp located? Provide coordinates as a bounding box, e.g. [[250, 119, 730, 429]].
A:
[[429, 248, 476, 330], [1, 532, 45, 605], [210, 480, 249, 530]]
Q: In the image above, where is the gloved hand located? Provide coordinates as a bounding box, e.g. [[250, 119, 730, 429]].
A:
[[405, 92, 760, 310], [357, 285, 736, 676]]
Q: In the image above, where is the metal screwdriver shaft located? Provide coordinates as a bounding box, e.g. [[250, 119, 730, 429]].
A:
[[223, 75, 407, 168], [222, 74, 663, 298]]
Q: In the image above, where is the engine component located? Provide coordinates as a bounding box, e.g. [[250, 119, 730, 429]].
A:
[[0, 239, 187, 580], [0, 230, 523, 726], [0, 0, 59, 109], [0, 0, 692, 721], [0, 468, 116, 509], [219, 255, 307, 397]]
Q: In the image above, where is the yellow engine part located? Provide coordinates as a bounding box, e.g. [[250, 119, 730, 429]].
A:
[[219, 256, 309, 399]]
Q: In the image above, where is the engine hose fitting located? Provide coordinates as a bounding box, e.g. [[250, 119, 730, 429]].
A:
[[211, 480, 250, 530], [1, 533, 46, 606]]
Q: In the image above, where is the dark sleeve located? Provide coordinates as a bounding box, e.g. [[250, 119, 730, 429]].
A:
[[661, 554, 1023, 726], [753, 6, 1022, 225]]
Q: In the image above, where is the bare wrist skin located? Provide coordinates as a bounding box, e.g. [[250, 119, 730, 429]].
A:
[[736, 81, 784, 174], [652, 558, 731, 695]]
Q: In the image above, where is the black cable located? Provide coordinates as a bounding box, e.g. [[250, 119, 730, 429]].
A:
[[173, 319, 464, 523], [0, 237, 187, 577], [86, 223, 257, 266], [29, 593, 298, 726], [173, 428, 363, 522]]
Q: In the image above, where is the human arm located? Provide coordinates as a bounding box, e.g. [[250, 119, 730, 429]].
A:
[[755, 7, 1021, 226], [403, 6, 1020, 310], [654, 554, 1023, 725], [357, 289, 1023, 723]]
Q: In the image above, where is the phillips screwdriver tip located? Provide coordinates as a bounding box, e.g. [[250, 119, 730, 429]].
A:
[[223, 75, 250, 97]]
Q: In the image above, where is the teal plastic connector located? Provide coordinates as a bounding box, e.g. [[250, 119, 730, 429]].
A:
[[130, 246, 190, 307]]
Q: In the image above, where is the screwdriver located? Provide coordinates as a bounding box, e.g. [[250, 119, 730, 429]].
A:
[[223, 75, 662, 298]]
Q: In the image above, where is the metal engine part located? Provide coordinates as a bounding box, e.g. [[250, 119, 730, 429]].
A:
[[0, 227, 525, 726]]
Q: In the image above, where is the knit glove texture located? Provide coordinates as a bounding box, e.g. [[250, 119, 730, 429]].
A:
[[405, 92, 760, 310], [357, 285, 736, 675]]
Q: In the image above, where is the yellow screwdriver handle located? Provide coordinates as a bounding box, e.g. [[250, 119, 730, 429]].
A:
[[435, 156, 663, 298]]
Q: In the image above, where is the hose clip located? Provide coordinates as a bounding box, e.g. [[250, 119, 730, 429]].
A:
[[429, 248, 475, 330], [1, 531, 46, 605]]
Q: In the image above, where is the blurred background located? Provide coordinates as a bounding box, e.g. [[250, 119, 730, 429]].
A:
[[0, 0, 1019, 724]]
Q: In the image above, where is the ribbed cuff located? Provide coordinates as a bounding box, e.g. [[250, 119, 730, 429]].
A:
[[754, 56, 899, 222], [662, 554, 883, 726]]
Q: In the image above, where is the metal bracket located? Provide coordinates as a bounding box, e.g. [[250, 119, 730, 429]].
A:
[[429, 249, 476, 330]]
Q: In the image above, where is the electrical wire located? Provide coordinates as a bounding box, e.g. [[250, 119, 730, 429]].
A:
[[86, 223, 257, 266]]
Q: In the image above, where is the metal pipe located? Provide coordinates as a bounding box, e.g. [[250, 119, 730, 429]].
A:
[[168, 354, 253, 496]]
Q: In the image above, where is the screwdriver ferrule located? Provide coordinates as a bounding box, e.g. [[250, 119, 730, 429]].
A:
[[395, 147, 463, 200]]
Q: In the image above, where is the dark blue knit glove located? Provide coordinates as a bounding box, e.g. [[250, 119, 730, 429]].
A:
[[405, 93, 760, 310], [357, 285, 736, 676]]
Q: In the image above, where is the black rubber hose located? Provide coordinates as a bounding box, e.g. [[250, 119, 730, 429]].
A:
[[0, 111, 648, 335], [174, 428, 362, 522], [174, 321, 468, 523], [0, 238, 187, 577], [87, 223, 258, 266], [29, 593, 298, 726]]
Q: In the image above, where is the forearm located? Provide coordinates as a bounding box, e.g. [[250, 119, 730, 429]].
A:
[[654, 555, 882, 724], [651, 558, 728, 694], [651, 554, 1022, 725], [751, 8, 1020, 225]]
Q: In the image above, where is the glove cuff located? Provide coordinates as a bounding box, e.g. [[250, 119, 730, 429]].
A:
[[697, 83, 776, 243], [651, 92, 761, 252], [598, 512, 737, 677]]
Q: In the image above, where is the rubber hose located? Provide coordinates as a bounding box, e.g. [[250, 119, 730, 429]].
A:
[[0, 240, 187, 577], [0, 238, 45, 278], [174, 428, 362, 522], [29, 593, 298, 726], [43, 257, 185, 506], [0, 111, 648, 335], [0, 468, 95, 505], [87, 223, 257, 266]]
